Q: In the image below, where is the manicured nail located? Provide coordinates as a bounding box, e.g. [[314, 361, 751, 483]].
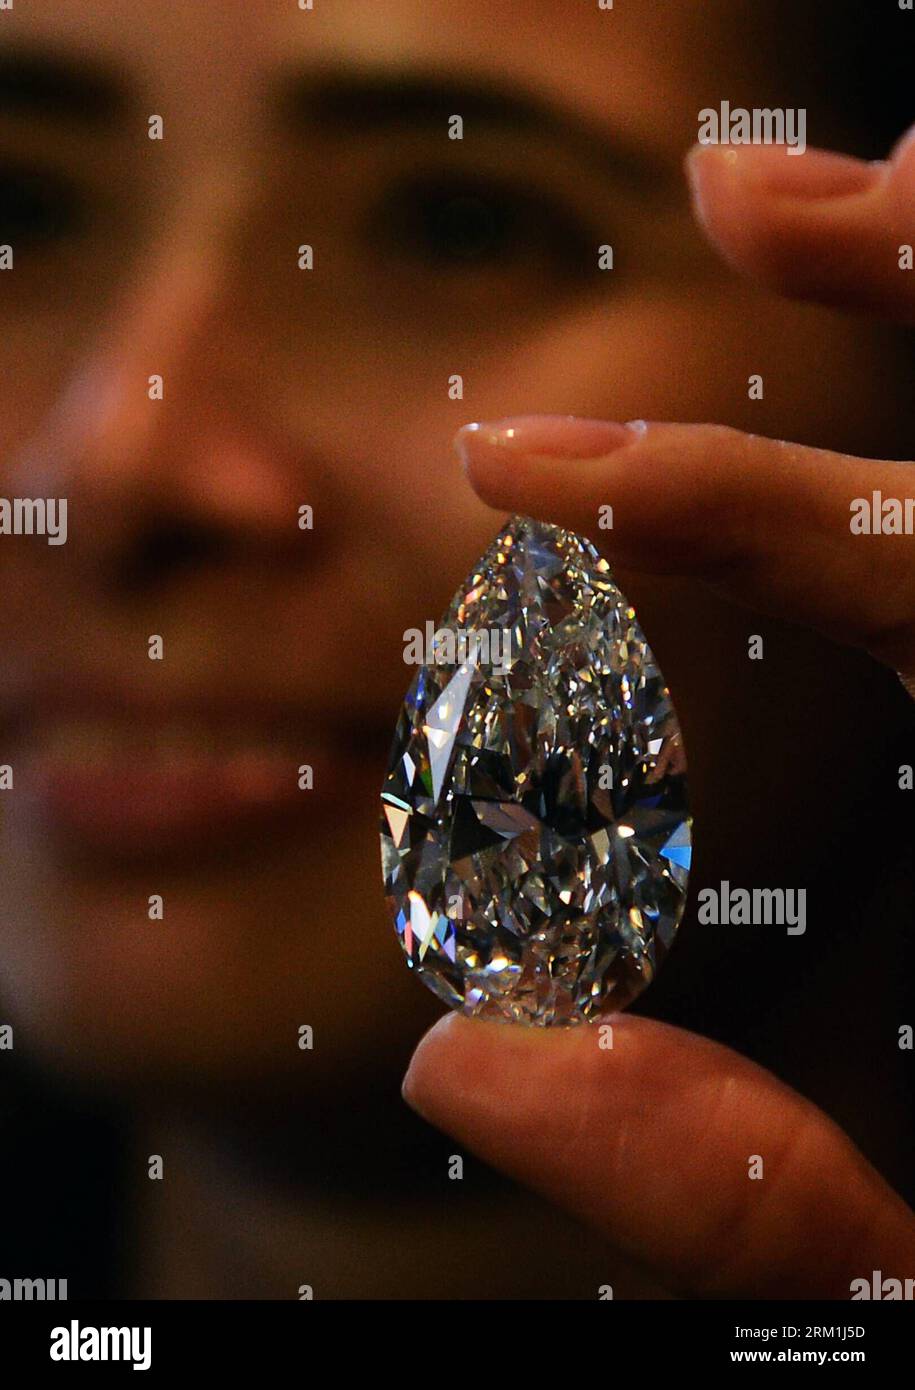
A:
[[687, 143, 884, 199], [454, 415, 634, 465]]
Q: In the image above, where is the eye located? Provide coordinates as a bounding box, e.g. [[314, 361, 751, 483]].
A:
[[369, 171, 597, 280], [0, 162, 85, 244]]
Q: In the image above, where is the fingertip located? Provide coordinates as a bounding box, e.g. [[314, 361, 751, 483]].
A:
[[452, 421, 482, 466], [685, 144, 758, 251], [401, 1011, 457, 1112], [402, 1012, 521, 1117], [403, 1010, 618, 1140], [684, 143, 738, 231], [402, 1009, 641, 1132], [684, 143, 887, 293]]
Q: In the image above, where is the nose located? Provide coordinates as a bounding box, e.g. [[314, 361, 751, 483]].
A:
[[25, 166, 319, 581]]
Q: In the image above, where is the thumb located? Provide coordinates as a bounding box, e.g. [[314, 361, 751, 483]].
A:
[[403, 1012, 915, 1299]]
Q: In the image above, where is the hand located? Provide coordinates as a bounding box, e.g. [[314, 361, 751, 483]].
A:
[[401, 128, 915, 1299]]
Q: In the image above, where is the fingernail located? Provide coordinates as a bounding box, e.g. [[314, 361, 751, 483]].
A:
[[454, 415, 634, 465], [401, 1014, 457, 1116], [687, 143, 884, 199]]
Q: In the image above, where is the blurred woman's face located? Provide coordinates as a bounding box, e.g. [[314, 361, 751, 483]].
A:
[[0, 1, 905, 1088]]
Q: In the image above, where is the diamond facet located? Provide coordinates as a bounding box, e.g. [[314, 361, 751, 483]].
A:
[[380, 516, 691, 1025]]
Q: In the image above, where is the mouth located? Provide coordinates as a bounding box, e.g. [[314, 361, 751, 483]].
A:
[[4, 689, 388, 864]]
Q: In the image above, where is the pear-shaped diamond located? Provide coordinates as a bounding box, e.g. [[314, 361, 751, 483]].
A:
[[380, 516, 690, 1025]]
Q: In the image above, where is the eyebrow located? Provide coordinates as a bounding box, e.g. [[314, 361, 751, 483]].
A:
[[0, 51, 127, 124], [281, 67, 662, 188], [0, 51, 664, 189]]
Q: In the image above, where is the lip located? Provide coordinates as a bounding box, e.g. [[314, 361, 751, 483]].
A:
[[3, 682, 388, 863]]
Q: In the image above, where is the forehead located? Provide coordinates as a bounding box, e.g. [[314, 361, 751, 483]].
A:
[[5, 0, 759, 153]]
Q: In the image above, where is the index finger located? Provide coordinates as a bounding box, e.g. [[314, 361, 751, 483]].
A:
[[455, 417, 915, 679]]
